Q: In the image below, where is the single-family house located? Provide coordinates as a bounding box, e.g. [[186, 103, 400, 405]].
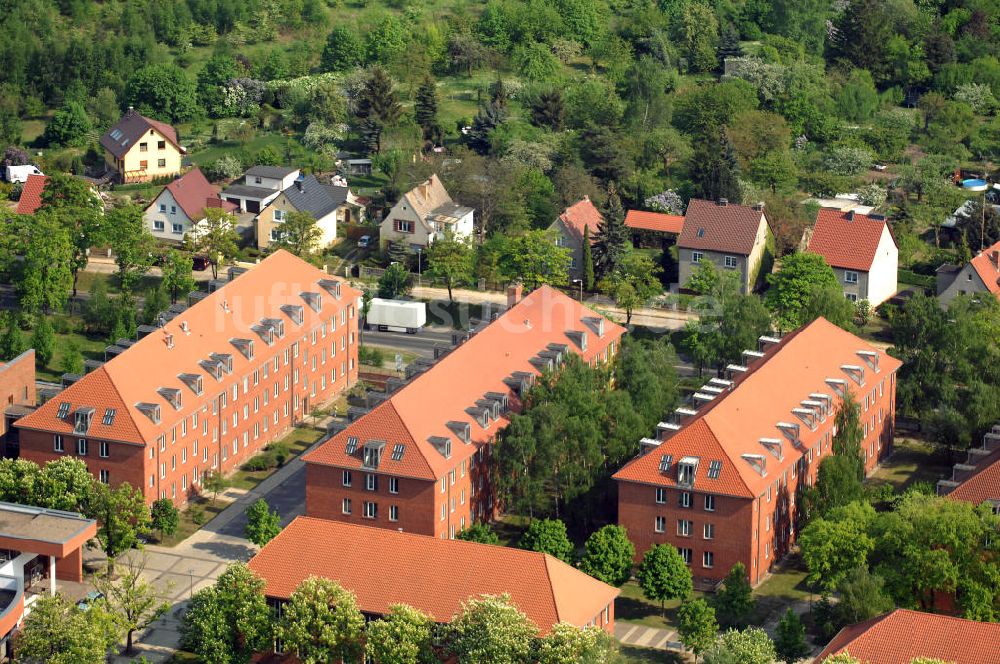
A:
[[14, 174, 49, 215], [677, 198, 773, 294], [806, 208, 898, 306], [625, 209, 685, 248], [143, 168, 238, 243], [99, 108, 184, 183], [256, 174, 363, 251], [936, 239, 1000, 307], [547, 197, 603, 281], [380, 174, 474, 249], [221, 166, 300, 214]]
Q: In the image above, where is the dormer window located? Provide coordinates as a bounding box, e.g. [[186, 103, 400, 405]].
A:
[[759, 437, 783, 460], [200, 359, 223, 381], [263, 318, 285, 338], [840, 364, 865, 386], [677, 457, 699, 486], [157, 387, 183, 410], [281, 304, 304, 325], [318, 279, 342, 299], [362, 441, 386, 469], [485, 392, 509, 413], [856, 350, 880, 372], [230, 338, 254, 360], [73, 407, 95, 435], [776, 421, 800, 444], [210, 353, 234, 375], [253, 323, 275, 346], [178, 373, 204, 395], [742, 453, 766, 477], [825, 377, 848, 397], [300, 292, 322, 313], [136, 402, 161, 424], [428, 436, 451, 459], [447, 421, 471, 443]]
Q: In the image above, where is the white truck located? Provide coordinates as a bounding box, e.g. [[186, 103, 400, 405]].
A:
[[365, 298, 426, 334]]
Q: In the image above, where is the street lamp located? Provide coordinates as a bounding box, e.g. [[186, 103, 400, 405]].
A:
[[571, 279, 583, 301]]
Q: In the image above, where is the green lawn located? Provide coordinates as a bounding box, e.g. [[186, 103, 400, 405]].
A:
[[749, 554, 812, 625], [29, 324, 107, 383], [616, 580, 705, 632], [226, 426, 326, 492], [186, 133, 290, 167], [154, 497, 230, 547], [868, 437, 951, 492]]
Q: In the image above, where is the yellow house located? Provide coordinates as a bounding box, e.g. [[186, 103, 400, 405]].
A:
[[100, 108, 185, 183]]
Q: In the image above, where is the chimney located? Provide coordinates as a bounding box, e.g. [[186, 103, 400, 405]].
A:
[[753, 201, 765, 211], [419, 182, 428, 200], [846, 210, 855, 222], [507, 283, 523, 308], [991, 250, 999, 269], [717, 198, 728, 206]]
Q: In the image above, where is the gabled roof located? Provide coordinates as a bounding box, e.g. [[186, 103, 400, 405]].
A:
[[816, 609, 1000, 664], [304, 286, 625, 480], [248, 516, 619, 633], [948, 448, 1000, 506], [280, 175, 349, 219], [808, 209, 895, 272], [614, 318, 902, 498], [245, 165, 298, 179], [401, 174, 454, 228], [16, 251, 359, 446], [100, 109, 183, 160], [969, 239, 1000, 297], [157, 168, 237, 221], [15, 174, 48, 215], [556, 197, 603, 244], [677, 199, 767, 256], [625, 210, 684, 234]]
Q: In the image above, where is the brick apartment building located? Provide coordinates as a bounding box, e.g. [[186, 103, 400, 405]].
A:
[[303, 285, 625, 539], [249, 516, 620, 643], [0, 350, 35, 458], [614, 318, 900, 587], [15, 251, 359, 506]]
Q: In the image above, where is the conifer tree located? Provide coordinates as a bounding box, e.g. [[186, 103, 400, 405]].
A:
[[592, 184, 629, 279], [414, 75, 441, 145], [582, 225, 595, 291], [356, 66, 402, 154]]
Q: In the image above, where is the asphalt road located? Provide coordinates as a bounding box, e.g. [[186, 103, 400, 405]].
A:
[[362, 326, 460, 358]]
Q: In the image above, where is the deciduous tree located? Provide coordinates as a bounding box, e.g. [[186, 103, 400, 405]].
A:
[[20, 211, 73, 313], [30, 316, 54, 366], [94, 554, 170, 655], [765, 252, 841, 330], [274, 210, 323, 259], [677, 598, 718, 657], [244, 498, 281, 547], [104, 204, 156, 299], [425, 230, 473, 302], [637, 544, 692, 614], [536, 623, 619, 664], [14, 594, 117, 664], [279, 576, 365, 664], [86, 482, 151, 563], [365, 604, 437, 664], [519, 518, 575, 562], [702, 627, 776, 664], [161, 250, 196, 304], [150, 498, 180, 540], [456, 523, 500, 544], [711, 563, 755, 629], [580, 525, 635, 587], [188, 207, 239, 280], [446, 594, 537, 664], [774, 609, 809, 664]]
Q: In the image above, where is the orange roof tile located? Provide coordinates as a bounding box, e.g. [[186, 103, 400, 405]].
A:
[[948, 448, 1000, 506], [248, 516, 619, 633], [159, 168, 238, 220], [304, 286, 625, 480], [677, 199, 767, 256], [969, 240, 1000, 296], [817, 609, 1000, 664], [15, 174, 48, 215], [16, 251, 359, 446], [557, 198, 603, 244], [808, 209, 894, 272], [614, 318, 902, 498], [625, 210, 684, 234]]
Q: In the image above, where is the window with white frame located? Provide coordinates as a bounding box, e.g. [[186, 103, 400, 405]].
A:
[[680, 491, 691, 508], [692, 251, 703, 263], [677, 519, 692, 536], [389, 505, 399, 522], [704, 523, 715, 540], [389, 477, 399, 494], [844, 270, 858, 284], [703, 551, 714, 568], [724, 255, 737, 269], [363, 501, 377, 518], [100, 441, 109, 458], [53, 435, 63, 452], [342, 498, 352, 514], [654, 516, 665, 533], [704, 494, 716, 511], [655, 487, 666, 504]]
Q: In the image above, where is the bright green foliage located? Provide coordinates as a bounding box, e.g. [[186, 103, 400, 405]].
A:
[[104, 204, 156, 298], [94, 554, 170, 655], [59, 339, 84, 375], [123, 64, 199, 122], [30, 312, 55, 366], [774, 609, 809, 664], [378, 262, 412, 299], [800, 512, 875, 592], [519, 519, 575, 562], [0, 311, 25, 361], [677, 598, 718, 656], [456, 522, 500, 544], [187, 208, 239, 280], [161, 250, 196, 304], [43, 101, 92, 147], [702, 627, 777, 664], [321, 26, 362, 72], [365, 604, 437, 664], [279, 576, 365, 664], [182, 563, 273, 664], [765, 252, 841, 330], [535, 623, 619, 664], [35, 457, 93, 512], [274, 210, 323, 258], [20, 211, 73, 312], [801, 284, 856, 332], [13, 594, 117, 664], [485, 230, 570, 289], [86, 481, 151, 560], [425, 230, 474, 302], [636, 544, 692, 614], [446, 594, 537, 664], [150, 498, 180, 539], [600, 250, 662, 326], [244, 498, 281, 547], [835, 566, 894, 626], [580, 525, 635, 587], [711, 563, 755, 629]]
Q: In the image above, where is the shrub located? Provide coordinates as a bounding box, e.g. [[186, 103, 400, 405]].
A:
[[189, 504, 206, 526], [242, 455, 274, 472]]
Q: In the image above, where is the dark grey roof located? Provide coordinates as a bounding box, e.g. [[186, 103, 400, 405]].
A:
[[282, 176, 349, 218], [222, 183, 276, 199], [430, 202, 473, 220], [246, 165, 298, 179], [100, 109, 180, 160]]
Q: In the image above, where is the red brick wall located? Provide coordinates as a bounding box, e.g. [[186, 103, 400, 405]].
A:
[[0, 350, 35, 439], [18, 307, 359, 507]]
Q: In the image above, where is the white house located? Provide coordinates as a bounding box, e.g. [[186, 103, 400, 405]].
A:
[[222, 165, 301, 214], [255, 174, 364, 251], [806, 208, 898, 307], [379, 174, 474, 249], [143, 168, 238, 243]]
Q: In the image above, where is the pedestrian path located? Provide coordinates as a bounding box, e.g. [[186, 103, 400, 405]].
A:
[[615, 621, 683, 651]]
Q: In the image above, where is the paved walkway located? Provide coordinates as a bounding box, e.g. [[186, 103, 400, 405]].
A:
[[615, 621, 683, 651]]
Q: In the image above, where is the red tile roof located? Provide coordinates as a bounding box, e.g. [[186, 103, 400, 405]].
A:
[[304, 286, 625, 481], [158, 168, 237, 220], [969, 240, 1000, 297], [614, 318, 902, 498], [625, 210, 684, 234], [248, 516, 619, 633], [948, 448, 1000, 506], [556, 197, 603, 244], [16, 251, 360, 446], [817, 609, 1000, 664], [677, 199, 768, 256], [15, 174, 48, 215], [807, 209, 895, 272]]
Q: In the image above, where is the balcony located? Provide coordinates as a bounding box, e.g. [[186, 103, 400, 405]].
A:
[[0, 575, 23, 639]]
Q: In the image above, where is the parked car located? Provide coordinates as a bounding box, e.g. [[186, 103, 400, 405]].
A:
[[76, 590, 104, 611], [357, 235, 372, 248], [192, 255, 210, 271]]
